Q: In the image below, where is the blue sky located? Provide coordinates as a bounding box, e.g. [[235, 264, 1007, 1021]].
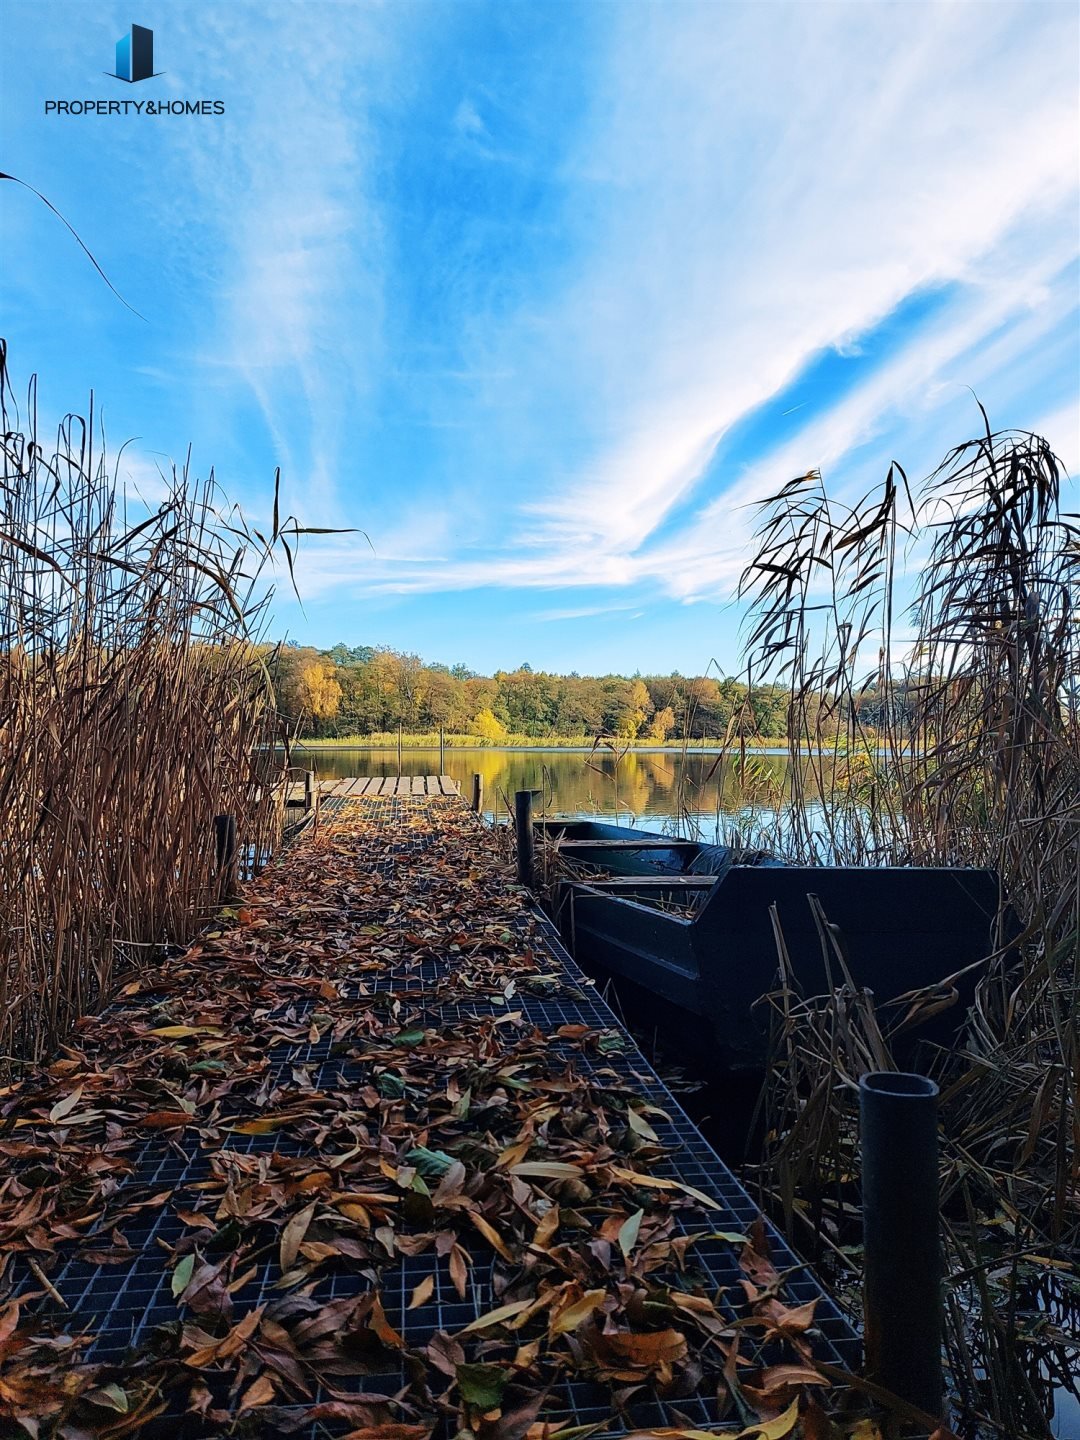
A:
[[2, 0, 1078, 675]]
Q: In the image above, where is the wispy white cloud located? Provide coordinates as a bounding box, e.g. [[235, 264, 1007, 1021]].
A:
[[500, 0, 1078, 573], [5, 0, 1075, 670]]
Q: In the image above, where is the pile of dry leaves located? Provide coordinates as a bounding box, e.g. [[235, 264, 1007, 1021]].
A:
[[1, 796, 882, 1440]]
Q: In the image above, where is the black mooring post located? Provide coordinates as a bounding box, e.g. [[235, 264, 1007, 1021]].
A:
[[214, 813, 239, 899], [860, 1071, 943, 1421], [471, 772, 483, 814], [303, 770, 315, 812], [515, 789, 535, 887]]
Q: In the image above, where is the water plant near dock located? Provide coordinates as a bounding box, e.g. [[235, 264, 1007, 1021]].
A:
[[735, 422, 1079, 1437], [0, 347, 305, 1067]]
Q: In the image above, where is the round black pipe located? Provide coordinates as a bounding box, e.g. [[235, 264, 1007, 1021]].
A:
[[214, 813, 238, 898], [859, 1070, 943, 1421], [515, 789, 535, 887]]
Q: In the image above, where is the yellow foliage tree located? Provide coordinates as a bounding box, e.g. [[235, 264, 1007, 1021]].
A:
[[299, 660, 342, 721], [472, 707, 508, 742], [647, 705, 676, 742]]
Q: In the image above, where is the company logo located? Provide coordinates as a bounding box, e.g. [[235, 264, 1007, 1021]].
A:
[[44, 22, 224, 117], [112, 24, 159, 83]]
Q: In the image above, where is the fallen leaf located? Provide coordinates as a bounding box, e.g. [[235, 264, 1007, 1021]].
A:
[[238, 1374, 276, 1410], [459, 1299, 533, 1334], [617, 1208, 644, 1259], [48, 1086, 84, 1124], [171, 1253, 196, 1299], [550, 1288, 606, 1335], [279, 1200, 317, 1272], [734, 1398, 801, 1439], [456, 1361, 508, 1409], [409, 1275, 435, 1309]]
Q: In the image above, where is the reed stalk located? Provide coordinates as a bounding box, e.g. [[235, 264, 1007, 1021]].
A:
[[0, 346, 305, 1067], [731, 422, 1078, 1435]]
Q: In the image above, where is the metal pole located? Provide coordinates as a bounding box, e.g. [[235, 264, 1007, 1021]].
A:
[[439, 725, 445, 774], [397, 720, 403, 773], [515, 789, 535, 887], [214, 813, 239, 900], [471, 773, 483, 814], [860, 1071, 943, 1419]]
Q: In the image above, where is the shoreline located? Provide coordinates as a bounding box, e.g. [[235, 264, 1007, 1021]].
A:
[[286, 740, 800, 756]]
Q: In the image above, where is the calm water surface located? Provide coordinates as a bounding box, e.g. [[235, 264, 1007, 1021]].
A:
[[296, 746, 793, 838]]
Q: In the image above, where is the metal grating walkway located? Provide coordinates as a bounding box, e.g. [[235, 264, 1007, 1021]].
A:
[[1, 795, 857, 1437]]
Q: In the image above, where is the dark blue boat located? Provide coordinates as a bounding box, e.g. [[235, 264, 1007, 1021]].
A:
[[539, 819, 1003, 1071]]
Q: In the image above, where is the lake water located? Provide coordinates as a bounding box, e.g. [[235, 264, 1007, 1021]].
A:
[[295, 745, 792, 838]]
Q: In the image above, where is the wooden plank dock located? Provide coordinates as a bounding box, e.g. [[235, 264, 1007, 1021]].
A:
[[314, 774, 459, 798], [0, 789, 856, 1438], [284, 774, 460, 813]]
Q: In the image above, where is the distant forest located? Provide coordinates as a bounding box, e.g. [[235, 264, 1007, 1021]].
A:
[[266, 643, 889, 743]]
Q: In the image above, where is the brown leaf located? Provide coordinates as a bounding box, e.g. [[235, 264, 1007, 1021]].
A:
[[141, 1110, 192, 1129], [408, 1275, 435, 1310], [369, 1292, 404, 1349], [176, 1208, 217, 1232], [279, 1201, 318, 1272], [238, 1373, 276, 1409], [468, 1210, 515, 1261]]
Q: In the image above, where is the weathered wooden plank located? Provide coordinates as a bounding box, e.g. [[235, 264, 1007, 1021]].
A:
[[439, 775, 458, 795], [411, 776, 426, 795]]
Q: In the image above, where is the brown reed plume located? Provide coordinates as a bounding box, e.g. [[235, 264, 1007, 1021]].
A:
[[0, 344, 313, 1067], [733, 418, 1079, 1436]]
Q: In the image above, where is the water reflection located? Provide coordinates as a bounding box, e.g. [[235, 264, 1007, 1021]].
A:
[[295, 746, 793, 834]]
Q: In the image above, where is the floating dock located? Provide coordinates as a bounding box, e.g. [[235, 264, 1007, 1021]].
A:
[[1, 788, 856, 1437]]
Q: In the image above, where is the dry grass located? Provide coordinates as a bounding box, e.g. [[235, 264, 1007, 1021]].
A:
[[725, 420, 1078, 1435], [0, 346, 303, 1067]]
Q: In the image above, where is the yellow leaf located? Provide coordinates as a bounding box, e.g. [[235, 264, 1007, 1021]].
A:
[[409, 1275, 435, 1309], [458, 1299, 533, 1334], [469, 1211, 515, 1261], [149, 1025, 224, 1039], [229, 1116, 292, 1135], [531, 1205, 560, 1251], [550, 1288, 606, 1335], [735, 1398, 801, 1439], [510, 1161, 584, 1180], [496, 1138, 532, 1169], [609, 1166, 720, 1211], [849, 1423, 884, 1440]]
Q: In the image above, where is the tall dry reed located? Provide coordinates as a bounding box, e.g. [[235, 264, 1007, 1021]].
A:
[[0, 345, 302, 1067], [726, 421, 1078, 1435]]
